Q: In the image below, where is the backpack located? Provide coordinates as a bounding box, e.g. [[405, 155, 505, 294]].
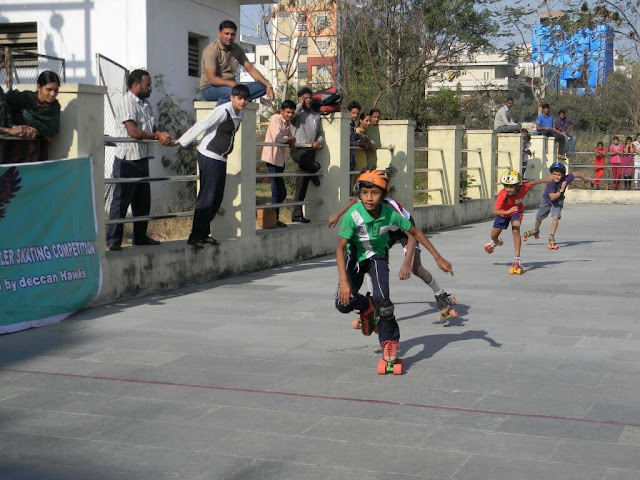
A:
[[311, 86, 342, 115]]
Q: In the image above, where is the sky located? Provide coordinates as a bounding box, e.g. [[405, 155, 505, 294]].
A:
[[240, 5, 264, 38]]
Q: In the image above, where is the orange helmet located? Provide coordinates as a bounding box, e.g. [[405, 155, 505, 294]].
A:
[[356, 169, 390, 193]]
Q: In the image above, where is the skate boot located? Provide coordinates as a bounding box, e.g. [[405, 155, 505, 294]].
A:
[[358, 294, 376, 336], [352, 309, 379, 333], [484, 238, 504, 254], [522, 229, 539, 241], [435, 290, 458, 324], [377, 340, 403, 375], [509, 256, 523, 275], [547, 235, 558, 250]]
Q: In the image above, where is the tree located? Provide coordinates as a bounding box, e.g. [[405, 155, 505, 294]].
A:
[[261, 0, 338, 102], [583, 0, 640, 59], [337, 0, 497, 124]]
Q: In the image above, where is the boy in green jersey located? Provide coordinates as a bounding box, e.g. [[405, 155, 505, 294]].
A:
[[335, 170, 454, 363]]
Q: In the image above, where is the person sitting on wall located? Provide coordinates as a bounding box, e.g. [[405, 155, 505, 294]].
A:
[[199, 20, 274, 105], [493, 97, 521, 134], [554, 109, 577, 157], [1, 71, 61, 164], [535, 103, 566, 160]]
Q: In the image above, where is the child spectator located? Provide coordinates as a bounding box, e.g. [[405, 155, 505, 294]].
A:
[[522, 162, 589, 250], [622, 136, 635, 190], [484, 170, 551, 275], [353, 111, 377, 173], [592, 141, 606, 190], [609, 136, 623, 190], [261, 100, 296, 227], [176, 84, 250, 249], [335, 170, 453, 365], [328, 193, 456, 323], [634, 134, 640, 190]]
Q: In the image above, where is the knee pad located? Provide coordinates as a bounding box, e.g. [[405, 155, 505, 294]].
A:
[[335, 296, 355, 314], [378, 299, 394, 318]]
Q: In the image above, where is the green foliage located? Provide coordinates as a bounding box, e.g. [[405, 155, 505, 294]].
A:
[[153, 74, 197, 202], [460, 174, 475, 203], [338, 0, 498, 127], [424, 89, 464, 127]]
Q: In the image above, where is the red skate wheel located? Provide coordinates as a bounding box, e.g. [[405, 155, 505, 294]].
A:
[[449, 309, 458, 317], [523, 236, 528, 241], [352, 319, 361, 329], [393, 361, 403, 375], [547, 244, 553, 250], [377, 358, 387, 375]]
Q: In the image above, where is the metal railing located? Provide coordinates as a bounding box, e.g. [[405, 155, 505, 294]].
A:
[[567, 150, 640, 189], [103, 137, 331, 226], [414, 146, 446, 203], [2, 48, 66, 90]]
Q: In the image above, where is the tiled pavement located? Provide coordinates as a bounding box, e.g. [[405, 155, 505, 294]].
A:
[[1, 204, 639, 479]]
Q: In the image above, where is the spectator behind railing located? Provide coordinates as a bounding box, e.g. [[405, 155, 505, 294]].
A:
[[106, 69, 173, 251], [354, 111, 377, 172], [0, 70, 60, 164], [290, 87, 324, 223], [261, 99, 296, 227]]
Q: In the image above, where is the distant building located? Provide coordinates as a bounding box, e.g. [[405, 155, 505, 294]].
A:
[[532, 12, 614, 90], [425, 53, 519, 96], [269, 0, 337, 93]]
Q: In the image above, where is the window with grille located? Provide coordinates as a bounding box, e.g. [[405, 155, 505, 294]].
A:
[[188, 32, 208, 78], [315, 14, 329, 30], [0, 22, 38, 52]]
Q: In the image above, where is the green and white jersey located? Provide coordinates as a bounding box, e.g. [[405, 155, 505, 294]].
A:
[[339, 202, 412, 263]]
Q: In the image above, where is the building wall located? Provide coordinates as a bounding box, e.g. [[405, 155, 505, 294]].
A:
[[0, 0, 242, 206]]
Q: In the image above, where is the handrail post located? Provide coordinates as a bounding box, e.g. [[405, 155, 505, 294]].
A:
[[378, 119, 415, 210], [307, 111, 350, 222], [465, 130, 495, 199], [427, 125, 463, 205]]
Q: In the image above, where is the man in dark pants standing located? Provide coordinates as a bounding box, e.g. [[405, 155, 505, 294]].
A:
[[290, 87, 324, 223], [106, 69, 172, 251]]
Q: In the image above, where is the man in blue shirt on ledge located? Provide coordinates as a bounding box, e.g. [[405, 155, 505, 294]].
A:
[[535, 103, 566, 160]]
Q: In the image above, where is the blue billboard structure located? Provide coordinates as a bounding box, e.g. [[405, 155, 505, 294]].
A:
[[532, 22, 614, 89]]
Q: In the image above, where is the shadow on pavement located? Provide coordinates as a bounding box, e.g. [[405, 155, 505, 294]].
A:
[[492, 258, 589, 273], [401, 329, 501, 371]]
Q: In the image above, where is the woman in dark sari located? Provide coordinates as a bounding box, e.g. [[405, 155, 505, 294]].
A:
[[0, 70, 61, 163]]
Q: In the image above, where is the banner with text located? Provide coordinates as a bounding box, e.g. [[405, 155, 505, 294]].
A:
[[0, 157, 101, 334]]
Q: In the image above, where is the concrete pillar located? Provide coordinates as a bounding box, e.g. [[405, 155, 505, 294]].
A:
[[545, 136, 557, 172], [465, 130, 495, 199], [306, 112, 351, 222], [194, 101, 217, 193], [427, 125, 463, 205], [528, 135, 547, 181], [48, 83, 107, 253], [377, 119, 415, 209], [495, 133, 523, 194], [217, 103, 257, 239]]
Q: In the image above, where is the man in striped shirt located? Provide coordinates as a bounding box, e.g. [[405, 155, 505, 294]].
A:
[[106, 69, 172, 251]]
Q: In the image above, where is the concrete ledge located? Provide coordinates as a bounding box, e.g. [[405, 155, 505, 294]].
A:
[[93, 223, 338, 305], [565, 190, 640, 205], [92, 191, 548, 305]]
